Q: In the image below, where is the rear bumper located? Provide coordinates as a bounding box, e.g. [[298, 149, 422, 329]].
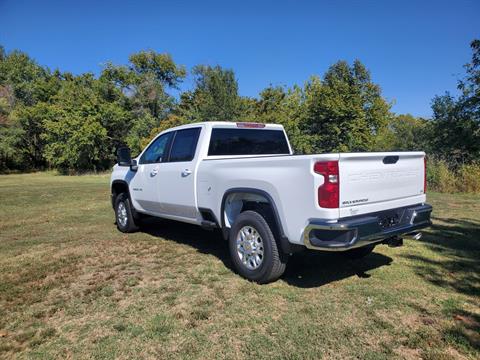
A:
[[303, 203, 432, 251]]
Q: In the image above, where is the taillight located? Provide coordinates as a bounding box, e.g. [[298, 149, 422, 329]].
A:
[[314, 161, 339, 208], [424, 156, 427, 194]]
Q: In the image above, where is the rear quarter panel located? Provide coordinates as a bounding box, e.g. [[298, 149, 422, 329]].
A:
[[197, 154, 339, 245]]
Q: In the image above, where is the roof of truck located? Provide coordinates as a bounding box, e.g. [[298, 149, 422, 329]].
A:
[[165, 121, 285, 132]]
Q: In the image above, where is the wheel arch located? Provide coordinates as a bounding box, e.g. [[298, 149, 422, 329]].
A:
[[111, 180, 130, 208], [220, 187, 299, 254]]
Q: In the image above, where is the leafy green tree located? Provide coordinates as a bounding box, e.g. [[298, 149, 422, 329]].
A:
[[102, 51, 186, 90], [375, 114, 431, 151], [181, 65, 241, 122], [140, 114, 188, 149], [430, 39, 480, 164], [125, 110, 157, 155], [0, 49, 63, 169], [300, 60, 391, 153], [4, 40, 479, 176], [236, 96, 258, 122], [254, 85, 312, 153], [41, 74, 109, 171], [430, 93, 479, 163], [459, 39, 480, 107], [0, 49, 54, 106], [0, 85, 14, 126], [101, 50, 185, 154], [256, 86, 287, 119], [0, 85, 25, 169], [10, 103, 51, 167], [129, 51, 186, 88]]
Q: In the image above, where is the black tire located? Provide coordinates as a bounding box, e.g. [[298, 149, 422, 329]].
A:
[[114, 193, 139, 233], [344, 245, 375, 260], [229, 210, 287, 284]]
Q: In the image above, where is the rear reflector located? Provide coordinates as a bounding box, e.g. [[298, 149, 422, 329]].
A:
[[314, 161, 339, 208], [236, 122, 266, 128]]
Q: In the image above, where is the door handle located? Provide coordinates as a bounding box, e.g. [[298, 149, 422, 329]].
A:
[[181, 169, 192, 177], [150, 168, 159, 176]]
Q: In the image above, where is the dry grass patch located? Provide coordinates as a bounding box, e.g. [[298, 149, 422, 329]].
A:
[[0, 174, 479, 359]]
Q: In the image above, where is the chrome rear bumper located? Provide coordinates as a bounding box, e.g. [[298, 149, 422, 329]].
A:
[[303, 204, 432, 251]]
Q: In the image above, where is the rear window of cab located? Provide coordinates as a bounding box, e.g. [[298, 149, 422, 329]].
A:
[[208, 128, 290, 156]]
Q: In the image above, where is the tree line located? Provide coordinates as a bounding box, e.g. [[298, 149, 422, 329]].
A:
[[0, 41, 479, 182]]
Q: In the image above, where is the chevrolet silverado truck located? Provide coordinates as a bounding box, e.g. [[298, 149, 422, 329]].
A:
[[111, 121, 432, 283]]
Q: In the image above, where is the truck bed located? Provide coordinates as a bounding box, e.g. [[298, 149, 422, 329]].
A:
[[197, 151, 426, 245]]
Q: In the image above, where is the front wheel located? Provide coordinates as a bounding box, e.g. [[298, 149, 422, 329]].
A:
[[115, 193, 139, 233], [229, 210, 287, 284]]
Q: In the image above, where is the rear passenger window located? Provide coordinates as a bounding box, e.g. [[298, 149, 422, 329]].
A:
[[169, 128, 201, 162]]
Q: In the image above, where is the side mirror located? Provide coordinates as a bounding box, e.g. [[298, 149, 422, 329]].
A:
[[116, 147, 132, 166]]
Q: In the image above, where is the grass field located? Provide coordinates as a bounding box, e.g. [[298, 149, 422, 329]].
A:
[[0, 173, 479, 359]]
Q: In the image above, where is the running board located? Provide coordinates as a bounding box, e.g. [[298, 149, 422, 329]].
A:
[[201, 220, 217, 230]]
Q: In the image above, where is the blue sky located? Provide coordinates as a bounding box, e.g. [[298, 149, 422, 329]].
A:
[[0, 0, 478, 117]]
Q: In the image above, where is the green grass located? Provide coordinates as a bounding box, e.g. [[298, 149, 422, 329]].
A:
[[0, 172, 479, 359]]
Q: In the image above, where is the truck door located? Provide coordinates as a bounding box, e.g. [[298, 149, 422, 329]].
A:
[[156, 127, 202, 219], [129, 131, 174, 213]]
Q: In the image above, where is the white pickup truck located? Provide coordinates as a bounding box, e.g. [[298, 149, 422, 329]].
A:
[[111, 121, 432, 283]]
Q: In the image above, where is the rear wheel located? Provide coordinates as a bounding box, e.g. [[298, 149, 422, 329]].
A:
[[229, 210, 287, 283], [344, 245, 375, 259], [115, 193, 139, 233]]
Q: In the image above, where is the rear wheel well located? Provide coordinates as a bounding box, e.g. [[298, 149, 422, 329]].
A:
[[222, 192, 281, 241], [222, 190, 303, 254]]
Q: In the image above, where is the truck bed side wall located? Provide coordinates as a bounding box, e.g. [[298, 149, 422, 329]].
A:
[[197, 155, 339, 245]]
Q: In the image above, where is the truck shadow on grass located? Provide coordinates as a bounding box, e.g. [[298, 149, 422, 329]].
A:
[[401, 216, 480, 352], [401, 216, 480, 298], [282, 251, 392, 288], [140, 218, 393, 288]]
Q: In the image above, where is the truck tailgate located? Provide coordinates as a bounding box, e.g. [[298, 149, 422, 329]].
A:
[[339, 152, 425, 212]]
